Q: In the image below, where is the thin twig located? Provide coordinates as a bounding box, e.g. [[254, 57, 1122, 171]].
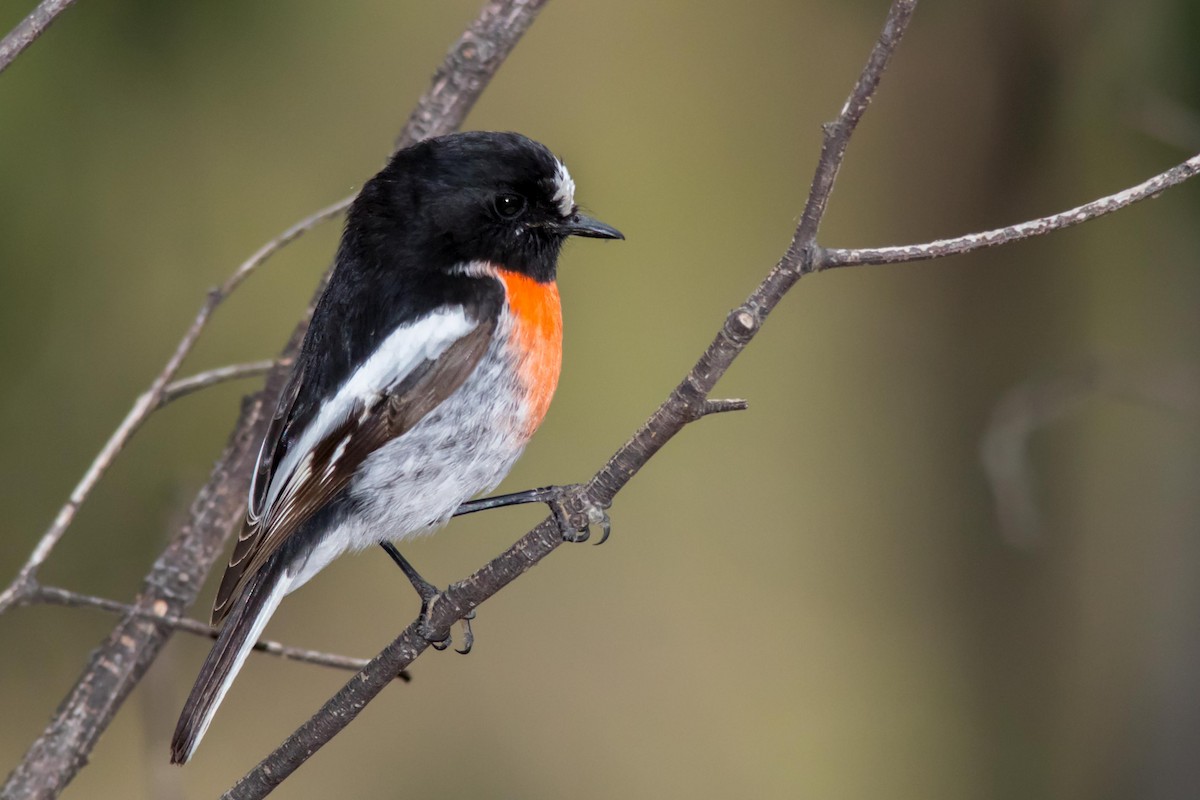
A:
[[0, 0, 78, 75], [23, 584, 407, 680], [222, 3, 920, 797], [819, 153, 1200, 268], [2, 2, 548, 797], [160, 360, 280, 406], [220, 198, 353, 296]]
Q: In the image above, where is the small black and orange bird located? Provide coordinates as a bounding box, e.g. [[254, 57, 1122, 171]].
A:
[[170, 131, 622, 764]]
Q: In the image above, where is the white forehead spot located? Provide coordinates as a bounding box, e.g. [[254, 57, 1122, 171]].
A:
[[552, 159, 576, 217]]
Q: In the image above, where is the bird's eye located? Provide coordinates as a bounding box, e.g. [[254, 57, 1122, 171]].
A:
[[493, 193, 526, 220]]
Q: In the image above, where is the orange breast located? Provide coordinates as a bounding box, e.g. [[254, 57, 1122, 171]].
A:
[[496, 269, 563, 437]]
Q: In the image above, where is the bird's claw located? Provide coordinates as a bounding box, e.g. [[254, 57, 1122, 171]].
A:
[[418, 592, 475, 655], [454, 609, 476, 655], [550, 486, 612, 545], [381, 542, 476, 655]]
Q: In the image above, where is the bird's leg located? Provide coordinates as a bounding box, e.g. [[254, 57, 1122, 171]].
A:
[[454, 484, 612, 545], [452, 486, 563, 516], [379, 542, 475, 655]]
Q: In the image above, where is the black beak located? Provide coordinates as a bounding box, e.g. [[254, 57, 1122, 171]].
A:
[[563, 212, 624, 240]]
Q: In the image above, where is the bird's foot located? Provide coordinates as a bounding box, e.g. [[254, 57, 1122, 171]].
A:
[[421, 601, 476, 656], [380, 542, 476, 655], [548, 485, 612, 545]]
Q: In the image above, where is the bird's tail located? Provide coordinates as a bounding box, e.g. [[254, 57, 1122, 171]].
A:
[[170, 553, 289, 764]]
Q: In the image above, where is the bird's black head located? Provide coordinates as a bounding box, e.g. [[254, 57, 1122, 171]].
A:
[[345, 131, 622, 284]]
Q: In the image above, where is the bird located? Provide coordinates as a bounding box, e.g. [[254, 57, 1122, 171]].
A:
[[170, 131, 623, 764]]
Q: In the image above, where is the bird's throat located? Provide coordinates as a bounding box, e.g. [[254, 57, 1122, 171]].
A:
[[495, 268, 563, 437]]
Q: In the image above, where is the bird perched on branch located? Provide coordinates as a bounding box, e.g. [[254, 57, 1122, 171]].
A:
[[171, 131, 622, 764]]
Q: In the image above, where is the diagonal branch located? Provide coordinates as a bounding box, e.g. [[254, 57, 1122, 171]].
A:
[[222, 2, 919, 797], [820, 153, 1200, 268], [1, 2, 549, 797], [0, 0, 78, 75]]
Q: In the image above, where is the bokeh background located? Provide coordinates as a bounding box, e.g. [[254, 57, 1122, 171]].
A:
[[3, 1, 1200, 797]]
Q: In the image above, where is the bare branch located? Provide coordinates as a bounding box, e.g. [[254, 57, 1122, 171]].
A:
[[160, 361, 279, 406], [1, 2, 548, 797], [219, 198, 353, 298], [20, 584, 407, 681], [223, 3, 920, 796], [0, 0, 78, 75], [393, 3, 552, 150], [820, 153, 1200, 268]]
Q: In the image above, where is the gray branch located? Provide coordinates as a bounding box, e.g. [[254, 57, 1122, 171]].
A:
[[22, 583, 408, 680], [820, 153, 1200, 268], [0, 0, 78, 75]]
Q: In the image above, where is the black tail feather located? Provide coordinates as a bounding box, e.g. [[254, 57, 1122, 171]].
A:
[[170, 553, 286, 764]]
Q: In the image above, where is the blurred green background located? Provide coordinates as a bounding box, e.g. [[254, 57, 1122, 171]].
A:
[[3, 1, 1200, 797]]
